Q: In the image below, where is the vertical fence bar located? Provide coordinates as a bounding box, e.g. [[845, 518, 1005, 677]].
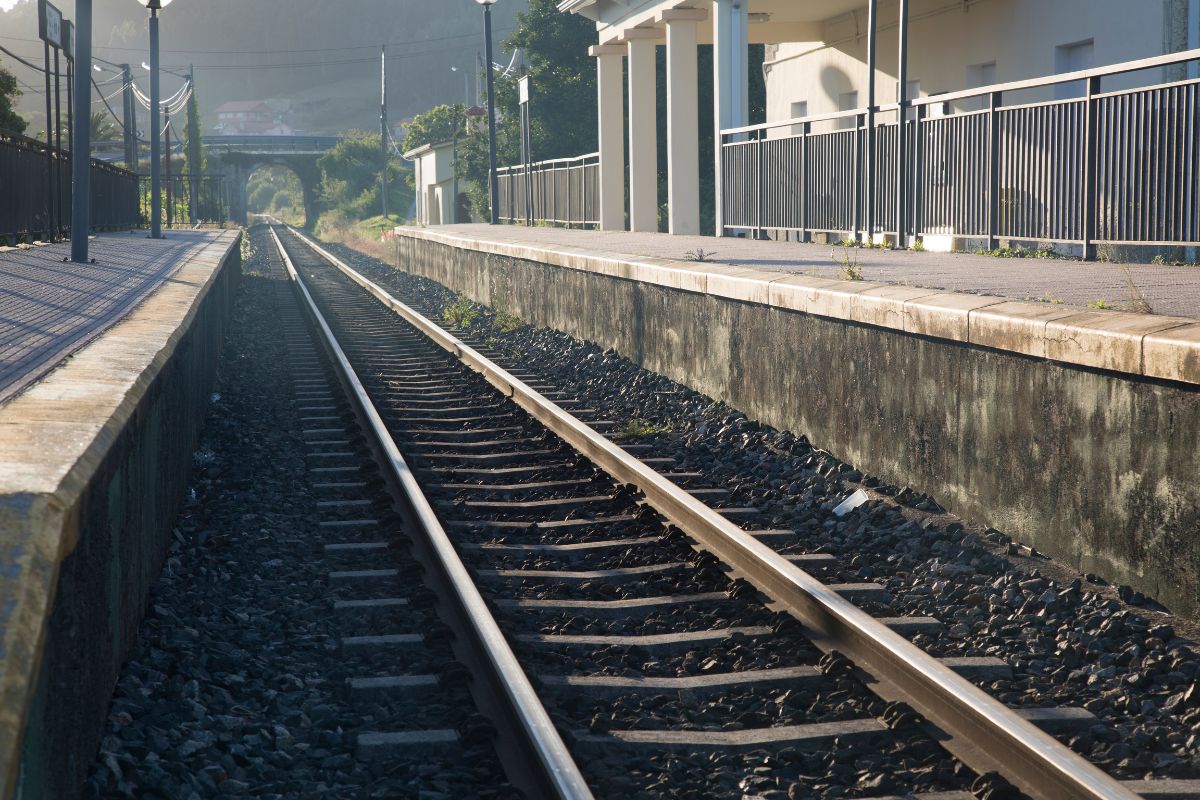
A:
[[1082, 75, 1100, 259], [913, 103, 925, 243], [987, 91, 1001, 250], [853, 114, 862, 242]]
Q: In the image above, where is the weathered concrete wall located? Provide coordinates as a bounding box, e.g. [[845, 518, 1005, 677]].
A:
[[7, 238, 240, 800], [395, 234, 1200, 618]]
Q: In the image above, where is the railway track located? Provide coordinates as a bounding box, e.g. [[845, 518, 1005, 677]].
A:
[[265, 221, 1198, 800]]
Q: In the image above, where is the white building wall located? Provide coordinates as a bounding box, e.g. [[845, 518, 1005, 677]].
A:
[[765, 0, 1177, 129]]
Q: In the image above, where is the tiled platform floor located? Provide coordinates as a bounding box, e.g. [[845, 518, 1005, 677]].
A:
[[434, 225, 1200, 319], [0, 231, 230, 404]]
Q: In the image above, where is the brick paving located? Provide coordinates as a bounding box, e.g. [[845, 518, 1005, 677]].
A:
[[436, 224, 1200, 320], [0, 231, 228, 405]]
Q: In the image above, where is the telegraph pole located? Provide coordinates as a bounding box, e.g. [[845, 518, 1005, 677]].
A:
[[380, 44, 389, 222], [164, 106, 172, 228], [122, 64, 136, 171], [187, 64, 199, 222]]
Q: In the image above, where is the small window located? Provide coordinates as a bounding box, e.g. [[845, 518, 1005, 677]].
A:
[[837, 91, 858, 130], [965, 61, 997, 111], [790, 101, 808, 135], [1055, 39, 1094, 100]]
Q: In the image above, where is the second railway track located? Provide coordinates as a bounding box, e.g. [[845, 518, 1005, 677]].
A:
[[266, 221, 1197, 800]]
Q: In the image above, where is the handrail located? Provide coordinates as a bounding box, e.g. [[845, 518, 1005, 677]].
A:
[[497, 152, 599, 174], [724, 46, 1200, 138]]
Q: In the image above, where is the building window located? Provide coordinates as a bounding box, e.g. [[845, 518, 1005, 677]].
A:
[[1055, 39, 1094, 100], [966, 61, 997, 111], [790, 101, 808, 136], [837, 91, 858, 130]]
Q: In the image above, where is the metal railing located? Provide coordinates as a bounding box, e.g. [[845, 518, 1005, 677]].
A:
[[721, 48, 1200, 256], [138, 175, 229, 227], [497, 152, 600, 227], [0, 133, 140, 242]]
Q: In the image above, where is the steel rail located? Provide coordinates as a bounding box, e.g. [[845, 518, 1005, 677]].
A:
[[268, 226, 594, 800], [285, 224, 1143, 800]]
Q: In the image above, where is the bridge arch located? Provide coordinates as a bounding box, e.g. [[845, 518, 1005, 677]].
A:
[[204, 136, 341, 228]]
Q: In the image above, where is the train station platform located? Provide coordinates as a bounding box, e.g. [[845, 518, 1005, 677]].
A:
[[389, 223, 1200, 619], [417, 224, 1200, 319], [0, 230, 240, 797]]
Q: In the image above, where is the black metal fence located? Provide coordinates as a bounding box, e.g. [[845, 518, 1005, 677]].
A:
[[721, 49, 1200, 256], [497, 153, 599, 227], [0, 132, 140, 242], [138, 175, 229, 228]]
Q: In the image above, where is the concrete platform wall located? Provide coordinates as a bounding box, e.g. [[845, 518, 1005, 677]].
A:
[[0, 234, 241, 799], [394, 233, 1200, 618]]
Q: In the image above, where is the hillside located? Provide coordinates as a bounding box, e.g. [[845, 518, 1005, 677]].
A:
[[0, 0, 527, 135]]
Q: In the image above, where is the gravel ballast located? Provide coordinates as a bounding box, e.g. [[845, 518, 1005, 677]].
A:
[[321, 235, 1200, 785], [82, 229, 517, 800]]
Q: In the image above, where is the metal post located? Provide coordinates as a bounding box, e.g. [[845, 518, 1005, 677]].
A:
[[149, 5, 162, 238], [1081, 75, 1101, 260], [70, 0, 91, 262], [188, 64, 198, 223], [483, 3, 500, 224], [986, 90, 1001, 250], [122, 64, 136, 172], [43, 41, 54, 239], [865, 0, 877, 244], [895, 0, 910, 248], [800, 120, 811, 242], [913, 102, 924, 244], [54, 47, 62, 236], [380, 45, 389, 222]]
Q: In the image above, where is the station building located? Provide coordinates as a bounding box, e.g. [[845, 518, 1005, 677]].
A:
[[559, 0, 1200, 253]]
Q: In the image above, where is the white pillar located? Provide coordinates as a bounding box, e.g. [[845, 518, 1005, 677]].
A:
[[713, 0, 749, 237], [661, 9, 705, 236], [626, 31, 660, 232], [591, 44, 627, 231]]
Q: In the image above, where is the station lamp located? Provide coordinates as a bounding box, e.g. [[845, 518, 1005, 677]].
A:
[[136, 0, 173, 238], [476, 0, 500, 224]]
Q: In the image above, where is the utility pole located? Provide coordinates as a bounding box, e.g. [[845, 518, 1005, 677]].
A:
[[481, 0, 499, 224], [187, 64, 199, 222], [380, 44, 388, 222], [164, 106, 172, 228], [122, 64, 136, 171]]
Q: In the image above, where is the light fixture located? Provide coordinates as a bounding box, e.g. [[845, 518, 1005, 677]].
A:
[[748, 12, 771, 24], [135, 0, 173, 9]]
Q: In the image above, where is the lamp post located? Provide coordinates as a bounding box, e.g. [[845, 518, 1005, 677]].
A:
[[69, 4, 91, 263], [476, 0, 500, 225], [137, 0, 172, 239]]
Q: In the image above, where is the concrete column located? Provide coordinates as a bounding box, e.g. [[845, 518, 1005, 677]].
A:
[[591, 44, 627, 231], [713, 0, 749, 236], [661, 10, 706, 236], [626, 31, 661, 233]]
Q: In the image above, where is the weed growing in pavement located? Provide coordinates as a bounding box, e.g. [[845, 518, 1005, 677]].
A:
[[910, 238, 925, 252], [1122, 265, 1153, 314], [975, 245, 1056, 259], [443, 297, 480, 329], [1087, 299, 1116, 310], [683, 248, 717, 263], [1035, 295, 1066, 305], [833, 246, 863, 281], [1152, 254, 1196, 267], [619, 418, 672, 437]]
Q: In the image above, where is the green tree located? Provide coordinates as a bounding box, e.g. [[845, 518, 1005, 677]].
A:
[[183, 89, 206, 181], [89, 112, 118, 141], [317, 130, 412, 222], [0, 60, 28, 137], [401, 104, 467, 154]]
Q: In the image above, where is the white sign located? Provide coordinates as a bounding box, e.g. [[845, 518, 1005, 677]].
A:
[[518, 76, 531, 106], [39, 0, 63, 49]]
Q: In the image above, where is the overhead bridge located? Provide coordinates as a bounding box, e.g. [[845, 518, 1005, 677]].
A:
[[204, 135, 344, 227]]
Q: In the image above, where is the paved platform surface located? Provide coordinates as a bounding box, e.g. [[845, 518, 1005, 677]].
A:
[[436, 225, 1200, 319], [0, 231, 231, 405]]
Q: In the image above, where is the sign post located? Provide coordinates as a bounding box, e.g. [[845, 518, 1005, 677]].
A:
[[38, 0, 63, 239], [519, 75, 532, 226]]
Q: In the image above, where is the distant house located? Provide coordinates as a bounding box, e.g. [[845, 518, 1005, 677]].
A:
[[404, 140, 459, 226], [214, 101, 294, 136]]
